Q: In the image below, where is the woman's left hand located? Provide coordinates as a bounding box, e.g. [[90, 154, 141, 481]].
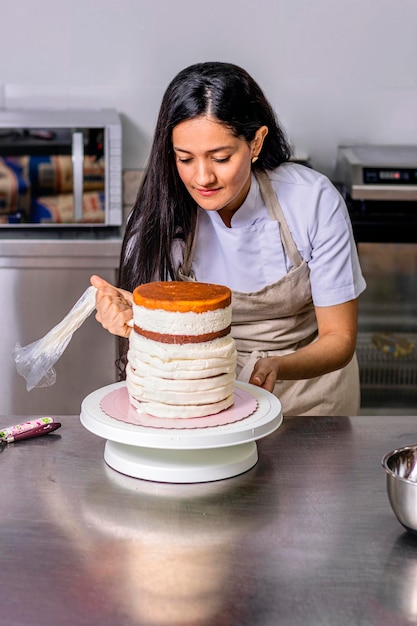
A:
[[249, 359, 279, 392]]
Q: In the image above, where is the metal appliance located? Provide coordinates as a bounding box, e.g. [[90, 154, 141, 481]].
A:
[[0, 108, 124, 414], [335, 144, 417, 243], [336, 144, 417, 201], [335, 144, 417, 413], [0, 108, 122, 230], [0, 238, 122, 416]]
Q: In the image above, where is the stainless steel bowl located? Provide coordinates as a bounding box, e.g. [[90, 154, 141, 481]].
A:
[[382, 445, 417, 533]]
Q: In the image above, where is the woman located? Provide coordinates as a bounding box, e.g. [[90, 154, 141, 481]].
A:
[[92, 61, 366, 416]]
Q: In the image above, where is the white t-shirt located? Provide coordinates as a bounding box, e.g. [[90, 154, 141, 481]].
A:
[[191, 163, 366, 306]]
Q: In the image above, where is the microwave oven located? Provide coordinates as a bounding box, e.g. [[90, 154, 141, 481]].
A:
[[0, 108, 122, 229]]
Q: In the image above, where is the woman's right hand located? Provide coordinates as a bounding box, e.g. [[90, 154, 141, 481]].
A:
[[90, 275, 133, 338]]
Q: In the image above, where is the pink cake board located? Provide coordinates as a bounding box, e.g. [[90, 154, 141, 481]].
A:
[[100, 385, 258, 430]]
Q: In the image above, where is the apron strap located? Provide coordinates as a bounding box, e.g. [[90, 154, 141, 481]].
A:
[[254, 169, 303, 268], [177, 211, 198, 280], [236, 350, 267, 383]]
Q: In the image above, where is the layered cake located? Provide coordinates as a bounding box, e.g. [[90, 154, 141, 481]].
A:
[[126, 281, 237, 418]]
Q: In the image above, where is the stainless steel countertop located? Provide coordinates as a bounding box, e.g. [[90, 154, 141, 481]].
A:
[[1, 413, 417, 626]]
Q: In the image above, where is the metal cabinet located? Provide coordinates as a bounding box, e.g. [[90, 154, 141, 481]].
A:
[[0, 238, 121, 415]]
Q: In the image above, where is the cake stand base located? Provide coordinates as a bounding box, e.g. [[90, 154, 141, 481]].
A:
[[80, 381, 282, 484], [104, 439, 258, 483]]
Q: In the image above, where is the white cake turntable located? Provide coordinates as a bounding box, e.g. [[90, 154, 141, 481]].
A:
[[80, 380, 282, 484]]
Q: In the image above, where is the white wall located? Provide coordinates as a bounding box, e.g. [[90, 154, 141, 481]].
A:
[[1, 0, 417, 177]]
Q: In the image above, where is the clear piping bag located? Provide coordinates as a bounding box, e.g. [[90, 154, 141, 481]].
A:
[[13, 286, 97, 391]]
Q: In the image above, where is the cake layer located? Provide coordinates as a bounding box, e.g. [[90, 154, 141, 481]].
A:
[[133, 281, 231, 313], [127, 281, 237, 419], [128, 333, 237, 378], [128, 391, 235, 419], [133, 305, 231, 335], [133, 323, 231, 344], [133, 300, 231, 337], [127, 369, 235, 404], [127, 333, 237, 418], [127, 366, 235, 396]]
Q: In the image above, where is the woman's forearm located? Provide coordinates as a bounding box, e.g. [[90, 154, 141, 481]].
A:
[[250, 299, 359, 391], [251, 332, 356, 385]]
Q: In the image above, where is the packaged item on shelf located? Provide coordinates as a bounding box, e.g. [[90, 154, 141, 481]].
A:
[[31, 191, 105, 224]]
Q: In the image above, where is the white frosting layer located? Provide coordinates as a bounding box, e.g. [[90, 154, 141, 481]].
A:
[[128, 333, 236, 377], [128, 392, 235, 419], [133, 303, 232, 336], [127, 368, 235, 403], [126, 332, 237, 418]]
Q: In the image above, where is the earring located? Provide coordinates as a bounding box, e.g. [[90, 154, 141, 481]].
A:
[[251, 156, 259, 164]]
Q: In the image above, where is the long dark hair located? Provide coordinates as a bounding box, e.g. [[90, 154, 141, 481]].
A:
[[116, 61, 291, 374]]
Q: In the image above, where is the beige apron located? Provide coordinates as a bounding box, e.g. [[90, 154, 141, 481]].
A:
[[178, 169, 360, 416]]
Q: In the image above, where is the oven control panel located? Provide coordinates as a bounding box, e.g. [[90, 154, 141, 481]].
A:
[[336, 145, 417, 200], [363, 167, 417, 185]]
